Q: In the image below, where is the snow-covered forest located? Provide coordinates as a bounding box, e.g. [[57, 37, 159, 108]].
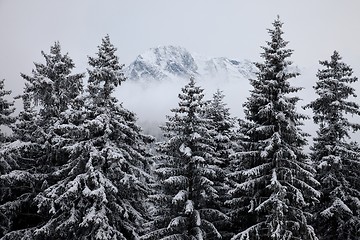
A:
[[1, 17, 360, 240]]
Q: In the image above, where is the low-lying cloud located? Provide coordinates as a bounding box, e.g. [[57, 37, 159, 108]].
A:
[[115, 75, 317, 141]]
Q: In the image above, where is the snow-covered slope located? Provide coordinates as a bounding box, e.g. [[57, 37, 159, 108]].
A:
[[125, 46, 256, 81]]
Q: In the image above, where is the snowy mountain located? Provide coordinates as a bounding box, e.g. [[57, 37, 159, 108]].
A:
[[124, 45, 256, 81]]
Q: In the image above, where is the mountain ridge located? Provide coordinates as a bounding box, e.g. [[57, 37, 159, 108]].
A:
[[124, 45, 256, 81]]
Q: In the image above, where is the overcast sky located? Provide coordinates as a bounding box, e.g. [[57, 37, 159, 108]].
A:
[[1, 0, 360, 88], [1, 0, 360, 135]]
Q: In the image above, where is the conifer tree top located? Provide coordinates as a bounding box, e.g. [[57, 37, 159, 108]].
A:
[[245, 16, 303, 125], [20, 41, 84, 118], [259, 16, 295, 74], [0, 78, 15, 143], [306, 50, 360, 135], [87, 35, 126, 106]]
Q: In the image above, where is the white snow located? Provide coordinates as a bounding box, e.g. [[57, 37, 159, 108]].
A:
[[185, 200, 194, 214], [167, 216, 186, 229], [179, 143, 192, 157], [172, 190, 187, 204]]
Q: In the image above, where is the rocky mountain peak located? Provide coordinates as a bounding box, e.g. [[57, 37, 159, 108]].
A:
[[124, 45, 256, 81]]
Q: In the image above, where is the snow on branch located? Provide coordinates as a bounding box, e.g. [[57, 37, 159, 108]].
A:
[[172, 190, 188, 204], [231, 175, 267, 192], [167, 216, 187, 229], [185, 200, 194, 215], [179, 143, 192, 157], [231, 222, 264, 240], [321, 198, 353, 219], [241, 163, 271, 177], [164, 176, 188, 187]]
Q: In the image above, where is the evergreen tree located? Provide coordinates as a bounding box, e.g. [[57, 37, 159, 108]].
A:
[[0, 78, 16, 237], [0, 78, 16, 175], [143, 77, 228, 240], [21, 41, 84, 119], [204, 89, 238, 239], [0, 79, 15, 144], [229, 17, 319, 240], [204, 89, 238, 168], [0, 42, 84, 239], [18, 41, 84, 174], [0, 92, 44, 239], [34, 35, 153, 240], [305, 51, 360, 240]]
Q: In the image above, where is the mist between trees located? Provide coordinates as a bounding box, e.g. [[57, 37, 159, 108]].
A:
[[1, 17, 360, 240]]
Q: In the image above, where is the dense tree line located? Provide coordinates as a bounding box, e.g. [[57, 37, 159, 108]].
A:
[[1, 17, 359, 240]]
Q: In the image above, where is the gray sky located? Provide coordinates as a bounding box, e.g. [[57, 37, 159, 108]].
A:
[[1, 0, 360, 130], [1, 1, 360, 83]]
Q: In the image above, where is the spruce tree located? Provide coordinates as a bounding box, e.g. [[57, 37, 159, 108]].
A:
[[21, 41, 84, 119], [204, 89, 238, 168], [0, 92, 43, 239], [34, 35, 153, 240], [18, 41, 84, 174], [143, 77, 228, 240], [204, 89, 238, 239], [229, 17, 319, 240], [0, 79, 15, 144], [0, 42, 84, 239], [0, 78, 16, 237], [0, 78, 16, 175], [305, 51, 360, 240]]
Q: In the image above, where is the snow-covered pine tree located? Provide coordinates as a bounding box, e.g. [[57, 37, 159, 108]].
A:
[[0, 79, 15, 145], [34, 35, 153, 240], [0, 92, 46, 239], [21, 41, 84, 120], [0, 78, 16, 175], [0, 78, 16, 237], [203, 89, 238, 239], [305, 51, 360, 240], [18, 41, 84, 173], [204, 89, 238, 168], [143, 77, 228, 240], [229, 17, 319, 240], [0, 42, 84, 239]]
